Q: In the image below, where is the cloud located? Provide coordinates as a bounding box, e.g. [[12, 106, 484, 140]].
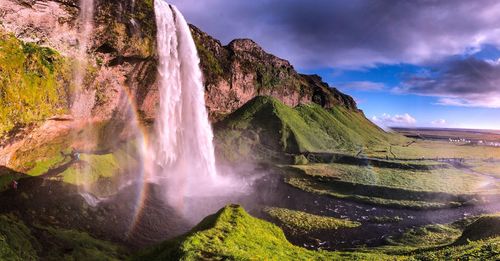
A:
[[170, 0, 500, 68], [338, 81, 386, 91], [396, 57, 500, 108], [371, 113, 416, 128], [431, 119, 447, 126]]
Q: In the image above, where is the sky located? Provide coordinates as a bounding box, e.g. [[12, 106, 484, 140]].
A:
[[170, 0, 500, 130]]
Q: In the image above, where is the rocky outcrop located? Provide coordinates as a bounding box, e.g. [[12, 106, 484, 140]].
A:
[[0, 0, 357, 126], [189, 25, 358, 120]]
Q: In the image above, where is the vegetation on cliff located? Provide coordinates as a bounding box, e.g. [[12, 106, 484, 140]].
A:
[[0, 32, 69, 136]]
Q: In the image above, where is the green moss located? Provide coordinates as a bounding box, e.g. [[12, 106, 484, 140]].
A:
[[285, 176, 452, 209], [195, 40, 224, 85], [264, 207, 360, 233], [0, 215, 39, 261], [291, 163, 498, 195], [133, 205, 399, 261], [26, 153, 69, 176], [0, 215, 126, 260], [415, 237, 500, 260], [216, 96, 393, 161], [39, 226, 127, 260], [387, 224, 462, 248], [10, 134, 72, 173], [60, 153, 120, 186], [293, 154, 309, 165], [369, 216, 403, 224], [0, 32, 68, 136], [456, 215, 500, 244]]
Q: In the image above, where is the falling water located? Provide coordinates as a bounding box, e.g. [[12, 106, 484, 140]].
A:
[[152, 0, 218, 209], [72, 0, 96, 198], [71, 0, 96, 117]]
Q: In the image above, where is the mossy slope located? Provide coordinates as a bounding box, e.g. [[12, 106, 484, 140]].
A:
[[456, 214, 500, 244], [216, 96, 394, 161], [133, 204, 397, 261]]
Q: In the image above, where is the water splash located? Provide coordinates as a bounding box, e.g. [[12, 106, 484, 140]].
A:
[[152, 0, 218, 210]]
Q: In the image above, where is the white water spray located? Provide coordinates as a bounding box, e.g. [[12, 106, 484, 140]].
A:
[[71, 0, 96, 117], [152, 0, 218, 209]]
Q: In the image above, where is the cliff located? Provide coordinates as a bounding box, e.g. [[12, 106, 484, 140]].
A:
[[189, 25, 358, 120], [0, 0, 358, 128]]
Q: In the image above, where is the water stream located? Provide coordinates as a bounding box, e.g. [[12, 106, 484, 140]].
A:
[[151, 0, 218, 212]]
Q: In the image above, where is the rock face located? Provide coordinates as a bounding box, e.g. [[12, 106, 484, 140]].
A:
[[190, 25, 358, 120], [0, 0, 357, 126], [0, 0, 157, 123]]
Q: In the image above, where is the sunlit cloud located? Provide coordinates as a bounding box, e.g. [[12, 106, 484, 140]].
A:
[[371, 113, 416, 128], [338, 81, 386, 91]]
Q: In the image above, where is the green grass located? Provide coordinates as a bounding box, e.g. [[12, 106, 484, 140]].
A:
[[0, 214, 39, 261], [26, 153, 69, 176], [133, 204, 400, 261], [387, 224, 462, 248], [37, 226, 127, 260], [468, 159, 500, 178], [264, 207, 360, 233], [60, 153, 120, 186], [215, 96, 396, 162], [371, 139, 500, 160], [287, 176, 452, 209], [291, 163, 499, 195], [0, 214, 126, 260], [368, 216, 404, 224], [456, 214, 500, 244], [414, 237, 500, 260]]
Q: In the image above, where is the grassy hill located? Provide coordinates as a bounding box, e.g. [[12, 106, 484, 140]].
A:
[[215, 96, 398, 162], [132, 204, 396, 260], [133, 205, 500, 261]]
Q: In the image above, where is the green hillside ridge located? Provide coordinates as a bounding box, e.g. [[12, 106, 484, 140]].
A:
[[215, 96, 396, 162], [133, 204, 398, 260]]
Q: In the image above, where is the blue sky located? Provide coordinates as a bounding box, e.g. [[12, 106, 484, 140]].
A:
[[170, 0, 500, 130], [300, 58, 500, 130]]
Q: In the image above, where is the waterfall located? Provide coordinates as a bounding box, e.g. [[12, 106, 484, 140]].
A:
[[152, 0, 218, 209], [71, 0, 96, 118], [72, 0, 96, 200]]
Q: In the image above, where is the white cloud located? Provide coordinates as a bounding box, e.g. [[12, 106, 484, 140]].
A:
[[338, 81, 386, 91], [431, 119, 447, 126], [436, 96, 500, 108], [371, 113, 417, 128]]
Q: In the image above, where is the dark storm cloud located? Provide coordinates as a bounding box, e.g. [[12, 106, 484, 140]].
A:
[[397, 58, 500, 108], [169, 0, 500, 68]]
